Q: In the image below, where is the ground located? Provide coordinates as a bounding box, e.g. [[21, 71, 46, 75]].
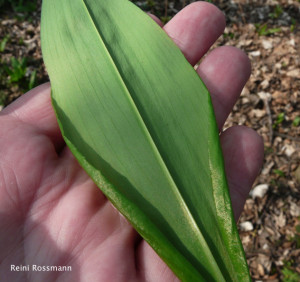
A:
[[0, 0, 299, 280]]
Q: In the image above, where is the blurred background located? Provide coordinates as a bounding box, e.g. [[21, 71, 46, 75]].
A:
[[0, 0, 299, 280]]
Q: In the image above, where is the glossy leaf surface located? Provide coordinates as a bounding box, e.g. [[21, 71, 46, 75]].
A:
[[41, 0, 250, 280]]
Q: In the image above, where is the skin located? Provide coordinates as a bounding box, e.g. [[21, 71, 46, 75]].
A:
[[0, 2, 264, 281]]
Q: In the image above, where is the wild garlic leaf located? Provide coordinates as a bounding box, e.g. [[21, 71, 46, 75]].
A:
[[41, 0, 250, 280]]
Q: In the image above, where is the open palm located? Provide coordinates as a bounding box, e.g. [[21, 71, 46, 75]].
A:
[[0, 2, 263, 281]]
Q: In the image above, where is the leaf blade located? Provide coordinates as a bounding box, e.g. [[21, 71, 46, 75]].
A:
[[41, 0, 250, 280]]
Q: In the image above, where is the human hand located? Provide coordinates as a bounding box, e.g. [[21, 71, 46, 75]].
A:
[[0, 2, 263, 281]]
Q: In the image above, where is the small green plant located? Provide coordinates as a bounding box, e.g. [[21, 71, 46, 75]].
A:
[[0, 35, 9, 52], [290, 18, 296, 32], [292, 233, 300, 249], [132, 0, 154, 11], [269, 5, 283, 19], [4, 57, 27, 83], [273, 112, 285, 128], [0, 91, 6, 106], [223, 32, 235, 39], [282, 262, 300, 282], [2, 56, 37, 91], [282, 267, 300, 282], [293, 116, 300, 127], [28, 69, 37, 90], [255, 23, 281, 36], [264, 146, 273, 154], [160, 16, 171, 24], [146, 0, 155, 8], [273, 169, 285, 178], [281, 61, 288, 68]]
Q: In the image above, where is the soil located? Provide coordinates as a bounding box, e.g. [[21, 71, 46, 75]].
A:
[[1, 0, 299, 280]]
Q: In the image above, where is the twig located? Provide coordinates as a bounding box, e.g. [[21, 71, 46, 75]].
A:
[[263, 96, 274, 144], [238, 3, 246, 24], [165, 0, 168, 19], [274, 132, 300, 142]]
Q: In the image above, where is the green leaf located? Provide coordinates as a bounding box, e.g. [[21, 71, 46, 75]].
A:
[[5, 57, 27, 83], [273, 112, 285, 128], [293, 116, 300, 127], [28, 69, 36, 90], [41, 0, 250, 280], [0, 35, 9, 52]]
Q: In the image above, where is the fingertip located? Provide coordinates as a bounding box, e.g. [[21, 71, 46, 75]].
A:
[[221, 125, 264, 172], [164, 1, 226, 65], [198, 46, 252, 129], [147, 13, 163, 27], [199, 46, 251, 85], [221, 126, 264, 221]]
